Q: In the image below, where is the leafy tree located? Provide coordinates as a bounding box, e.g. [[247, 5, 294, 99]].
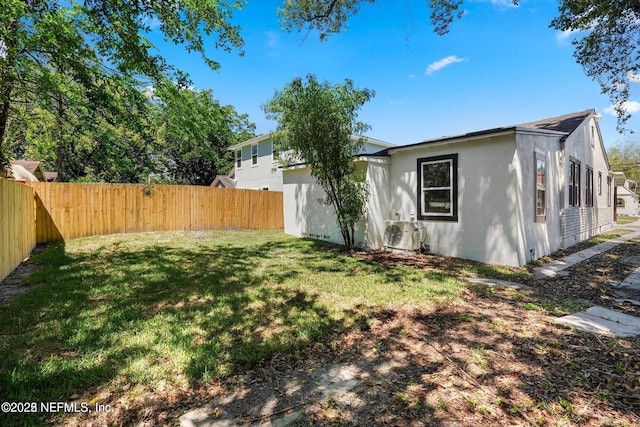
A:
[[0, 0, 245, 169], [263, 74, 374, 250], [278, 1, 639, 130], [608, 141, 640, 188], [152, 80, 255, 185], [551, 1, 640, 132], [7, 72, 155, 182]]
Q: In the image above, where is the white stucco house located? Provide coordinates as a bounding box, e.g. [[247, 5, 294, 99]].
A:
[[229, 134, 394, 191], [283, 109, 614, 267], [614, 174, 639, 217]]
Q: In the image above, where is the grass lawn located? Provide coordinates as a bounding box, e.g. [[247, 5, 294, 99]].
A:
[[616, 215, 638, 225], [0, 230, 470, 425]]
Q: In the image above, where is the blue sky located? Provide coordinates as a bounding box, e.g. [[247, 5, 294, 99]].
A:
[[151, 0, 639, 150]]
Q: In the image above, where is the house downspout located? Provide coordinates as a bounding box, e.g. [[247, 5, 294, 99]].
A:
[[614, 186, 618, 222]]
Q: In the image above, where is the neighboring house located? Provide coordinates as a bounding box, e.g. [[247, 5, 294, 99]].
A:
[[8, 164, 39, 182], [43, 171, 58, 182], [211, 167, 236, 188], [283, 109, 613, 267], [9, 160, 57, 182], [614, 174, 639, 216], [229, 134, 395, 191]]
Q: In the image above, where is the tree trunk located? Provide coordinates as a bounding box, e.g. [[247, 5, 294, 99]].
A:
[[0, 83, 12, 155], [0, 18, 19, 167]]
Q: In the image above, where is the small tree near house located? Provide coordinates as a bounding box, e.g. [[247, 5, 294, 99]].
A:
[[263, 74, 375, 250]]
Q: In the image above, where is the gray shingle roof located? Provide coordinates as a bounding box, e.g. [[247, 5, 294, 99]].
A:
[[370, 109, 595, 156], [517, 109, 593, 134]]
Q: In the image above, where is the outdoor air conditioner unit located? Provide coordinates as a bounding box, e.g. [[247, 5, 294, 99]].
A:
[[383, 220, 424, 251]]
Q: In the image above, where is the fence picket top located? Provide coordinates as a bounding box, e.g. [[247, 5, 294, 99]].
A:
[[13, 183, 283, 245]]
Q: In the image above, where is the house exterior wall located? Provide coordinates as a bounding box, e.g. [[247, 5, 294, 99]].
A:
[[281, 112, 613, 267], [514, 131, 564, 262], [560, 116, 612, 248], [615, 187, 638, 216], [234, 139, 283, 191], [234, 136, 393, 192], [282, 165, 366, 248], [386, 134, 526, 266], [364, 158, 391, 250]]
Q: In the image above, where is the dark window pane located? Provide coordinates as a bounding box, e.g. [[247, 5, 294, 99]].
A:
[[423, 161, 451, 188], [424, 189, 451, 214], [536, 189, 546, 216], [536, 159, 545, 186]]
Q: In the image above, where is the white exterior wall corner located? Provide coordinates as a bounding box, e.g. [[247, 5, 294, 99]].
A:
[[282, 166, 366, 248], [514, 132, 564, 263], [387, 134, 524, 266], [364, 158, 391, 250], [560, 115, 613, 248]]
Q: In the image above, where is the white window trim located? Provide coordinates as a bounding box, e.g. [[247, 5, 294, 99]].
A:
[[251, 144, 258, 167], [235, 149, 242, 169]]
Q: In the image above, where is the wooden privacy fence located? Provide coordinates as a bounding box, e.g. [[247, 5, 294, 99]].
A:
[[26, 183, 284, 243], [0, 179, 36, 282]]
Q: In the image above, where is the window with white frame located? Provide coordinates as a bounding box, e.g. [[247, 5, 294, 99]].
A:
[[417, 154, 458, 221], [235, 150, 242, 168], [607, 176, 612, 206], [251, 144, 258, 165], [536, 153, 546, 222], [569, 159, 581, 207]]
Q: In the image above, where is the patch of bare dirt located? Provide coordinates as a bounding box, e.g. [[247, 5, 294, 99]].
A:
[[43, 238, 640, 426], [526, 239, 640, 317], [0, 244, 46, 305], [63, 287, 640, 426]]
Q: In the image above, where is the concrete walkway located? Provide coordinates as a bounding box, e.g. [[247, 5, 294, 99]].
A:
[[472, 222, 640, 338], [533, 223, 640, 279], [534, 221, 640, 337], [553, 305, 640, 338]]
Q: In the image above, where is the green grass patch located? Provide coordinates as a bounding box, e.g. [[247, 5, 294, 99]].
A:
[[616, 215, 637, 225], [0, 230, 466, 424]]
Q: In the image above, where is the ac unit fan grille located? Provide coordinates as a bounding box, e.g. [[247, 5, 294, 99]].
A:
[[384, 224, 403, 246]]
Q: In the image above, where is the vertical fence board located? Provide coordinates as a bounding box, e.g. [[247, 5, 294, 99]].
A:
[[22, 183, 283, 244], [0, 180, 36, 282]]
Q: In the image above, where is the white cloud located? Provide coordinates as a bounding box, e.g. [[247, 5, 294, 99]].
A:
[[604, 100, 640, 116], [628, 72, 640, 83], [265, 31, 280, 48], [142, 85, 156, 100], [143, 17, 161, 30], [389, 100, 407, 106], [425, 55, 466, 76], [555, 29, 578, 44], [482, 0, 518, 8]]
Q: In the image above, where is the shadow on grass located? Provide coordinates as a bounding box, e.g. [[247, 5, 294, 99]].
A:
[[0, 235, 373, 425]]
